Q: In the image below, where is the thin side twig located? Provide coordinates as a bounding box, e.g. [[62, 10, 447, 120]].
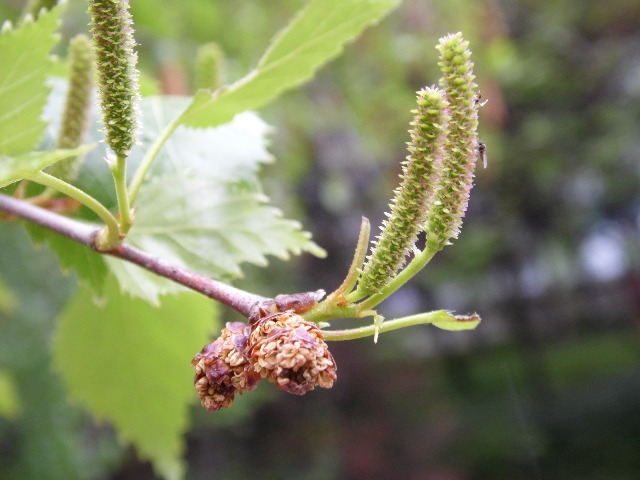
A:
[[0, 193, 267, 316]]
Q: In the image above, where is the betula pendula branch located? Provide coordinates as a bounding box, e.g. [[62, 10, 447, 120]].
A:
[[0, 193, 267, 316]]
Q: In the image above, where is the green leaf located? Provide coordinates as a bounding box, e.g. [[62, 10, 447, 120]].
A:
[[0, 276, 14, 314], [0, 5, 63, 155], [26, 223, 108, 294], [0, 146, 94, 189], [179, 0, 400, 128], [104, 257, 183, 305], [106, 100, 325, 304], [0, 369, 21, 420], [53, 277, 219, 480]]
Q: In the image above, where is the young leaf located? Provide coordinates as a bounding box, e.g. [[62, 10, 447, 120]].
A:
[[0, 146, 94, 189], [178, 0, 401, 128], [53, 277, 219, 480], [53, 94, 274, 210], [145, 102, 275, 182], [0, 4, 63, 155]]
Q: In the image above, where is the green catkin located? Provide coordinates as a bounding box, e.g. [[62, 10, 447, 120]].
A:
[[358, 87, 449, 294], [425, 32, 479, 249], [195, 42, 225, 91], [89, 0, 140, 158], [49, 34, 93, 182]]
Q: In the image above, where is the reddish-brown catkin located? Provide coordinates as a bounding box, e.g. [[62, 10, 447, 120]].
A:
[[192, 322, 260, 412], [248, 312, 336, 395]]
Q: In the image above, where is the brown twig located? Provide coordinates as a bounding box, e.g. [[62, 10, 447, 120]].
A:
[[0, 193, 268, 316]]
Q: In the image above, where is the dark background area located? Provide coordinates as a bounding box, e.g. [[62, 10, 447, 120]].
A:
[[1, 0, 640, 478]]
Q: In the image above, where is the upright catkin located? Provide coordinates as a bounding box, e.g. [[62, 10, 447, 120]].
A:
[[49, 34, 93, 182], [425, 33, 480, 249], [359, 87, 449, 294]]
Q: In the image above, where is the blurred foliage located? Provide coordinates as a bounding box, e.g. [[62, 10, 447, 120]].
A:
[[0, 225, 124, 479], [1, 0, 640, 479]]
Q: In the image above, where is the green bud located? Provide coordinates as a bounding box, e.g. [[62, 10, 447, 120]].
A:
[[425, 33, 479, 249], [195, 42, 225, 91], [89, 0, 140, 158], [49, 34, 93, 182], [359, 87, 449, 294]]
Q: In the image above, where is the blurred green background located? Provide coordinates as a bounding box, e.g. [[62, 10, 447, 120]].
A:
[[1, 0, 640, 478]]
